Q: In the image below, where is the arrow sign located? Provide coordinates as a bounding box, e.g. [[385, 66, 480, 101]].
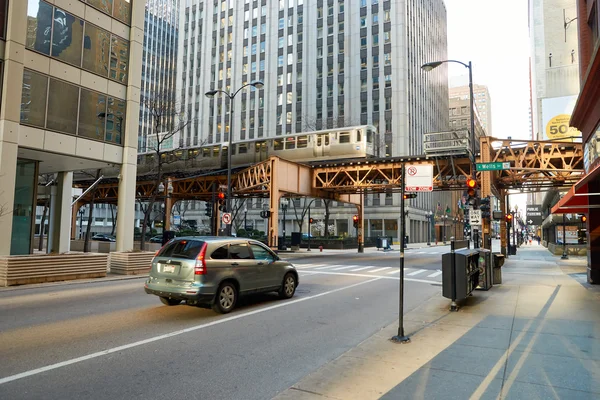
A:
[[528, 219, 533, 224]]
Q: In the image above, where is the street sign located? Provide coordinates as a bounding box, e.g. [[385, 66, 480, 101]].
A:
[[405, 164, 433, 192], [470, 210, 482, 226], [526, 205, 543, 225], [222, 213, 232, 224], [173, 215, 181, 225], [476, 162, 511, 171]]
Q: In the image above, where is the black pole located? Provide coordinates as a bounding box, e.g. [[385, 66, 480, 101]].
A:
[[512, 211, 517, 252], [561, 213, 569, 259], [427, 213, 431, 246], [392, 163, 410, 343], [443, 216, 447, 244], [282, 204, 286, 250], [307, 206, 311, 251], [506, 195, 510, 257]]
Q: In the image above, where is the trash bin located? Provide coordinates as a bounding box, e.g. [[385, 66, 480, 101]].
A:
[[492, 253, 504, 284], [476, 249, 493, 290], [376, 237, 383, 249], [404, 235, 409, 245]]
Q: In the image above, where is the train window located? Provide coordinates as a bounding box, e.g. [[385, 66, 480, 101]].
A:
[[317, 135, 322, 146], [356, 130, 362, 142], [175, 150, 183, 159], [325, 134, 330, 145], [255, 141, 266, 152], [367, 129, 373, 143], [202, 148, 210, 157], [212, 146, 220, 157], [238, 143, 248, 154], [274, 139, 284, 150], [297, 136, 308, 148], [231, 144, 236, 156], [339, 132, 350, 143], [285, 137, 296, 149]]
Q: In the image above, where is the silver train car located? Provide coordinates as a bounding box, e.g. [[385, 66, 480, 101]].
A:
[[136, 125, 379, 175]]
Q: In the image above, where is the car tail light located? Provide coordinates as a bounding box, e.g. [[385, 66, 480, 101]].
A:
[[194, 242, 208, 275]]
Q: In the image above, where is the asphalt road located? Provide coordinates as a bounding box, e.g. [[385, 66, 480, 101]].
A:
[[0, 247, 448, 400]]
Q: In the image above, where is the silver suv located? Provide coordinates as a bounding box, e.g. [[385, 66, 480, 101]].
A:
[[144, 237, 298, 313]]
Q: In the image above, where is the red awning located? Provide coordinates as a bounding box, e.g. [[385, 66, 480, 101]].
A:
[[552, 163, 600, 214]]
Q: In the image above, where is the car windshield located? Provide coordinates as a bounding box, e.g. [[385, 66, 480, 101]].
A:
[[157, 240, 205, 259]]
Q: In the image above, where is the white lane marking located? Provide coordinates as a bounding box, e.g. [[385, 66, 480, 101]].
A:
[[293, 264, 321, 269], [314, 264, 344, 270], [0, 277, 384, 386], [350, 266, 372, 272], [417, 252, 426, 254], [332, 265, 361, 271], [408, 269, 427, 276], [369, 267, 391, 273], [428, 270, 443, 278], [297, 270, 440, 284], [387, 270, 401, 275]]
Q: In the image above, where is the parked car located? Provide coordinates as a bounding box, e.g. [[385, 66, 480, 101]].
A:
[[91, 234, 116, 242], [149, 235, 163, 243], [144, 237, 298, 314]]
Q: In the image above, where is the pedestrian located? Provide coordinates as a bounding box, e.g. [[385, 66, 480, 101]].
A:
[[537, 235, 541, 245]]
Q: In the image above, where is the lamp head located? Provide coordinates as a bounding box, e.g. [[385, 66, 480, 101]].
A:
[[421, 61, 443, 72], [205, 89, 218, 99], [251, 80, 264, 89]]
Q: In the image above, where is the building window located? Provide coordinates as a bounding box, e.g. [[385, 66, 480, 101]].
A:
[[78, 88, 107, 141], [26, 0, 54, 55], [0, 0, 7, 39], [20, 69, 48, 128], [47, 78, 79, 134], [52, 9, 84, 66]]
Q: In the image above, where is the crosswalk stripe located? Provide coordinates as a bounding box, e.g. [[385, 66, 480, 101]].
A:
[[294, 264, 320, 269], [407, 269, 427, 276], [314, 265, 343, 270], [351, 266, 372, 272], [428, 270, 442, 278], [417, 252, 426, 254], [386, 269, 401, 275], [369, 267, 391, 273], [332, 265, 361, 271]]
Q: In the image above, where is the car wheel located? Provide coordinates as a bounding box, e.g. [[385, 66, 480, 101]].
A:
[[212, 282, 237, 314], [279, 273, 297, 299], [160, 297, 181, 306]]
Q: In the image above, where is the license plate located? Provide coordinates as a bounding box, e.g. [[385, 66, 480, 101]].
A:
[[162, 264, 175, 273]]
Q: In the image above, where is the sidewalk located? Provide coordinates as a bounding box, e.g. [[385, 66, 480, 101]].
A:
[[274, 244, 600, 400]]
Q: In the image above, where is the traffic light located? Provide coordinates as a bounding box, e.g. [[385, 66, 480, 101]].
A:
[[580, 214, 587, 223], [205, 201, 213, 217], [352, 215, 359, 228], [309, 217, 314, 224], [217, 190, 226, 212], [505, 213, 513, 224], [403, 193, 417, 200], [466, 178, 478, 205], [479, 196, 491, 220]]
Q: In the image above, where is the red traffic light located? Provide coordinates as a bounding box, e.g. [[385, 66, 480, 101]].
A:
[[309, 217, 314, 224], [352, 215, 359, 222], [217, 192, 225, 200], [581, 215, 587, 223], [466, 178, 477, 189], [505, 214, 513, 222]]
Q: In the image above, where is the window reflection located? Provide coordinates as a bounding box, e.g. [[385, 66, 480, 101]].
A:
[[52, 9, 84, 66], [113, 0, 131, 25], [83, 23, 110, 77], [0, 0, 7, 39], [47, 78, 79, 134], [105, 96, 125, 145], [79, 89, 107, 141], [110, 35, 129, 84], [26, 0, 53, 55], [20, 70, 48, 128], [88, 0, 113, 15]]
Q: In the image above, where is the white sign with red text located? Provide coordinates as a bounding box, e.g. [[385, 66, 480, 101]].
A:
[[405, 164, 433, 192]]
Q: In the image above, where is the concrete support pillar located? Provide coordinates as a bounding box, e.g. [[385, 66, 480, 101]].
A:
[[47, 186, 57, 252], [116, 162, 136, 252], [0, 133, 18, 256], [587, 181, 600, 284], [49, 172, 73, 254]]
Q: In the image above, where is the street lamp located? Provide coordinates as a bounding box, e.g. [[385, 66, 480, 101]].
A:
[[427, 211, 433, 246], [205, 80, 264, 236], [421, 60, 476, 167], [280, 198, 289, 250], [158, 180, 173, 245]]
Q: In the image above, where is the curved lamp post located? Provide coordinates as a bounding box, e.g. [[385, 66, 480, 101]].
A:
[[205, 80, 264, 235], [421, 60, 475, 167]]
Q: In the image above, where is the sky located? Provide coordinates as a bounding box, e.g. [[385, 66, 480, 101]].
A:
[[445, 0, 532, 140], [444, 0, 532, 215]]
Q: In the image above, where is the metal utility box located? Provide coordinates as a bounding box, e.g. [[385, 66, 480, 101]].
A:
[[442, 248, 480, 301], [476, 249, 493, 291]]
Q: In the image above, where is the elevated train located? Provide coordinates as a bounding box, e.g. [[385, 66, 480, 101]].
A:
[[135, 125, 380, 176]]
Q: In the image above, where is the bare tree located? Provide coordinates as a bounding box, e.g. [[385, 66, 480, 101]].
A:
[[138, 91, 193, 250], [83, 169, 102, 252], [322, 199, 333, 238], [289, 198, 312, 234]]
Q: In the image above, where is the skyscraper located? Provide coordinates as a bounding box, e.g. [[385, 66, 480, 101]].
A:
[[176, 0, 449, 243], [449, 84, 492, 137], [139, 0, 180, 152]]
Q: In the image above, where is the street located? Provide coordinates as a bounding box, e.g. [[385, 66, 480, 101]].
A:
[[0, 246, 449, 400]]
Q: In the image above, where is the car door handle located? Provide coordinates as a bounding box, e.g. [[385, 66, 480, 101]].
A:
[[230, 262, 239, 266], [257, 262, 264, 265]]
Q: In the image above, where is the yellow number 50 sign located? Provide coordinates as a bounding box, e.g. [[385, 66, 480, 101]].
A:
[[546, 114, 580, 140]]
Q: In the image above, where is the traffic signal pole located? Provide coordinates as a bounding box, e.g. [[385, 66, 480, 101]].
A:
[[392, 164, 410, 344]]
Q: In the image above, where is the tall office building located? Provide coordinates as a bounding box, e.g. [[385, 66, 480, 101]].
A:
[[449, 84, 492, 137], [176, 0, 449, 243], [138, 0, 180, 152]]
